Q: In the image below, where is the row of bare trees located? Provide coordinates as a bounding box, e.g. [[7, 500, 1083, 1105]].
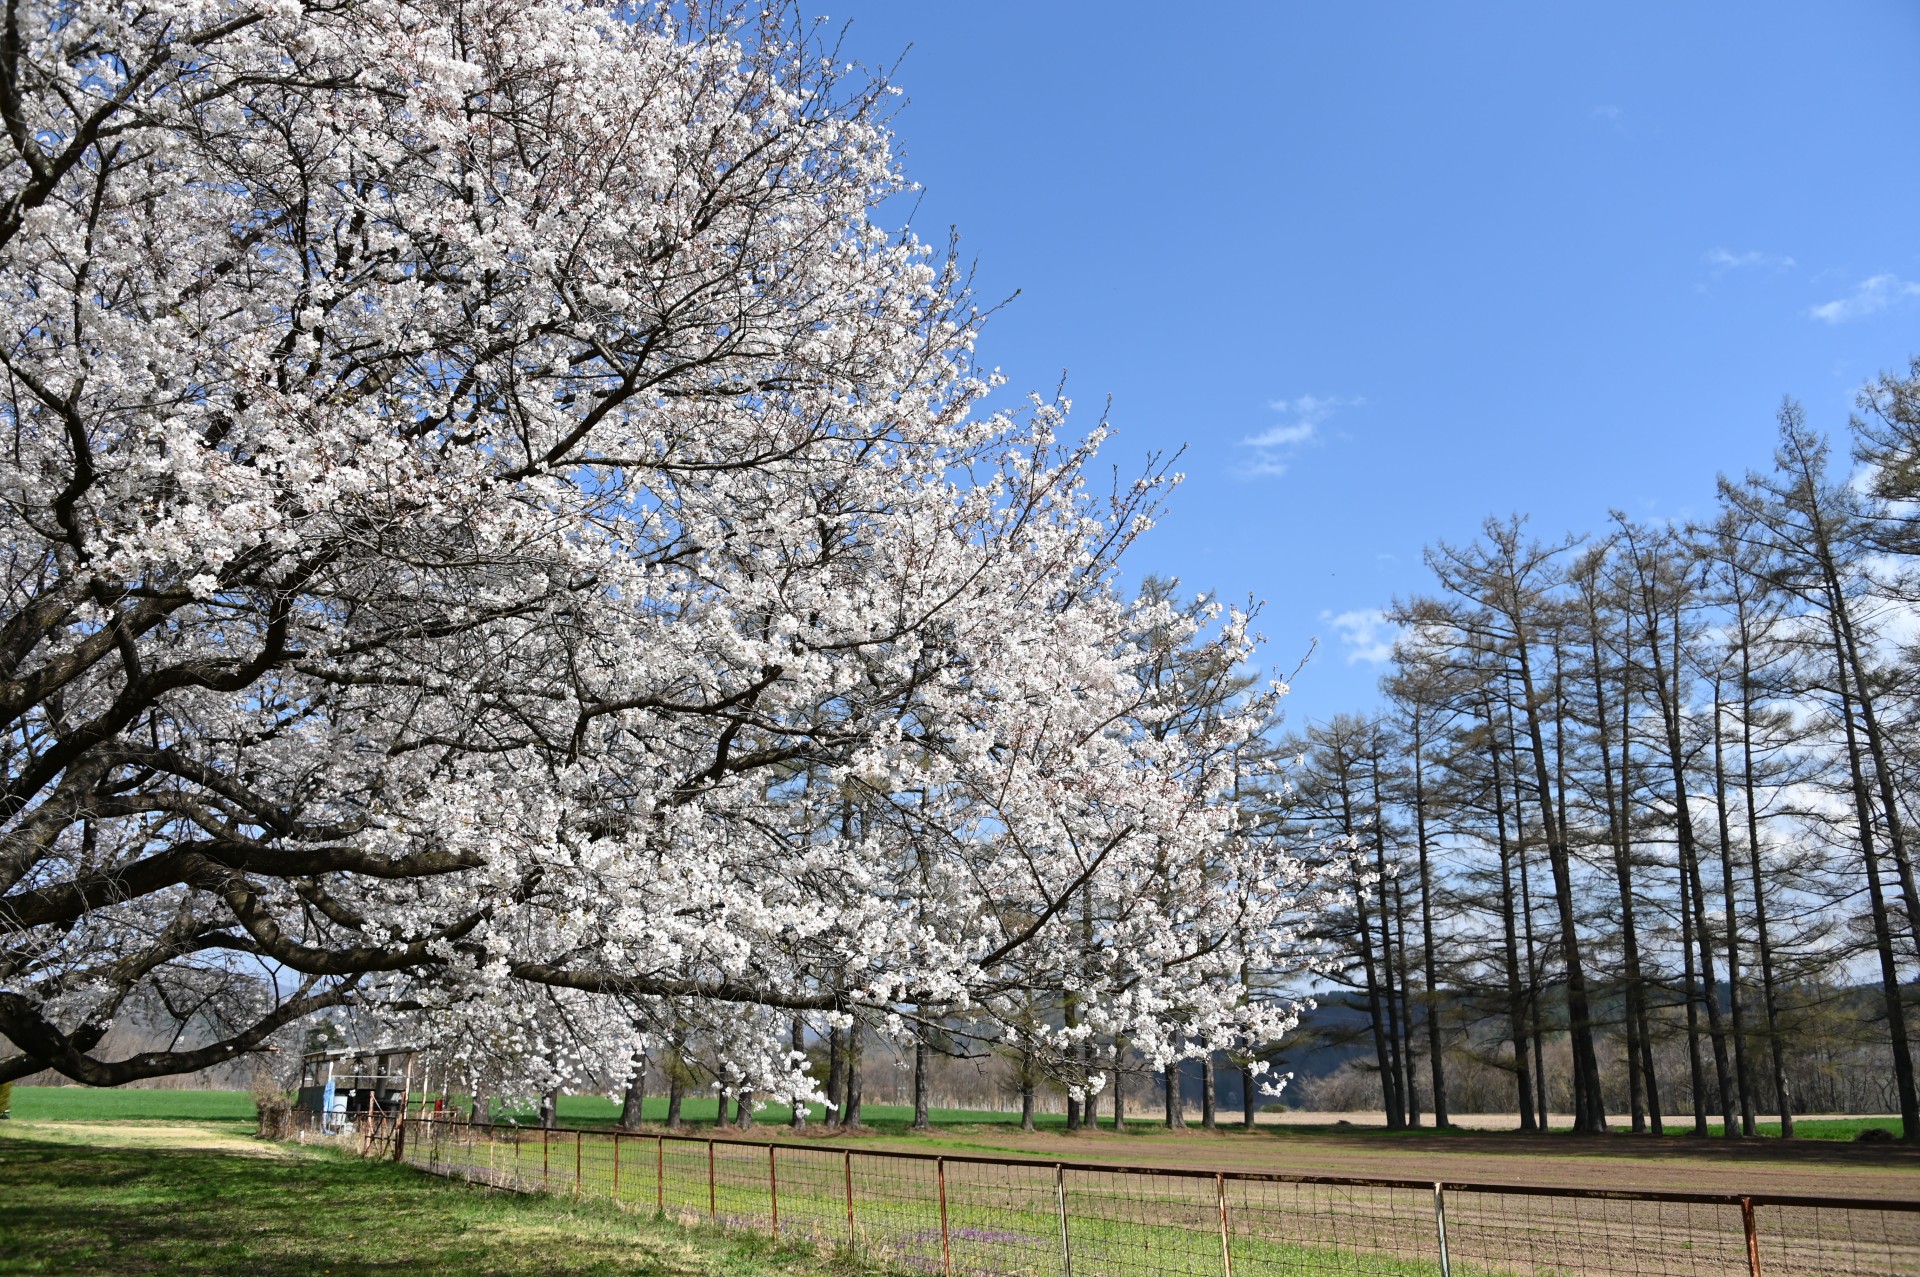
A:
[[1281, 366, 1920, 1140]]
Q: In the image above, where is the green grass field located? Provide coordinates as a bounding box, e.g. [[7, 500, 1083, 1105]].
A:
[[11, 1086, 1902, 1142], [6, 1086, 258, 1123], [406, 1122, 1454, 1277], [0, 1120, 872, 1277]]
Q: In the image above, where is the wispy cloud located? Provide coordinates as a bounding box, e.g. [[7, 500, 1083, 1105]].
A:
[[1238, 394, 1361, 479], [1591, 104, 1624, 122], [1810, 274, 1920, 324], [1321, 607, 1399, 666], [1705, 247, 1795, 274]]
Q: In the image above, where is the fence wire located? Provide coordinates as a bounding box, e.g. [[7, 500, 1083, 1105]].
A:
[[289, 1113, 1920, 1276]]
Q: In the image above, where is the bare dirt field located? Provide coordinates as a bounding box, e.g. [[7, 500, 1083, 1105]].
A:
[[844, 1118, 1920, 1201]]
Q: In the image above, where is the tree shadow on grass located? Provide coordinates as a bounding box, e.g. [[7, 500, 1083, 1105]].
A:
[[0, 1131, 830, 1276]]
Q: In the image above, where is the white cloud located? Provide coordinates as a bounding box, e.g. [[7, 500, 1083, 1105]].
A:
[[1242, 421, 1316, 449], [1704, 247, 1794, 274], [1591, 104, 1624, 122], [1321, 607, 1399, 666], [1238, 394, 1361, 479], [1810, 274, 1920, 324]]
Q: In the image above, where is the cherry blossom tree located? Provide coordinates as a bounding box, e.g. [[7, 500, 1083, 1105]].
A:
[[0, 0, 1315, 1095]]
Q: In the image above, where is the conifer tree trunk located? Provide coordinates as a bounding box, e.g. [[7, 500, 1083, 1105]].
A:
[[1735, 629, 1792, 1136], [1486, 701, 1538, 1131], [1676, 848, 1709, 1134], [1514, 645, 1607, 1132], [1394, 874, 1421, 1127], [1830, 626, 1920, 1139], [1711, 688, 1758, 1136], [1408, 709, 1450, 1127], [1584, 597, 1652, 1134], [1518, 836, 1547, 1130], [1370, 762, 1407, 1129], [1621, 675, 1664, 1134]]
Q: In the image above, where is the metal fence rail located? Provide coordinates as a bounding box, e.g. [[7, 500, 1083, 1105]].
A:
[[297, 1113, 1920, 1276]]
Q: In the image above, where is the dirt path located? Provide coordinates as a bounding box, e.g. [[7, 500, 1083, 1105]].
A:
[[0, 1118, 296, 1158], [837, 1124, 1920, 1201]]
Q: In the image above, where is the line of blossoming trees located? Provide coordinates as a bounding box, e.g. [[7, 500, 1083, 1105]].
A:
[[1283, 381, 1920, 1142], [0, 1, 1327, 1120]]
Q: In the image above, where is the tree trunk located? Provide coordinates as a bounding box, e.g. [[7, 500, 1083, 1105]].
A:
[[1200, 1055, 1217, 1130], [1370, 757, 1408, 1130], [1634, 573, 1730, 1137], [1021, 1046, 1037, 1132], [1588, 612, 1651, 1134], [1735, 617, 1792, 1136], [843, 1028, 863, 1129], [912, 1038, 931, 1131], [618, 1052, 646, 1130], [1621, 685, 1665, 1134], [1486, 703, 1537, 1131], [539, 1087, 557, 1130], [666, 1066, 684, 1130], [1676, 845, 1709, 1134], [1519, 837, 1548, 1131], [1163, 1063, 1184, 1129], [1830, 623, 1920, 1139], [1392, 872, 1420, 1127], [1512, 638, 1607, 1132], [1711, 686, 1757, 1136], [790, 1017, 808, 1129], [1409, 710, 1450, 1128], [824, 1026, 844, 1129]]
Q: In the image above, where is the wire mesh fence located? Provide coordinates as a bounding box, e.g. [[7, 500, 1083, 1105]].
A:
[[290, 1112, 1920, 1276]]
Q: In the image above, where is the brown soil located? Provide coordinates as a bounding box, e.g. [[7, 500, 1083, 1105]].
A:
[[852, 1124, 1920, 1202]]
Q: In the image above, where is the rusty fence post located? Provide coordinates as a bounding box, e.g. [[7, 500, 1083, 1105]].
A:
[[1054, 1164, 1073, 1277], [613, 1132, 621, 1203], [843, 1149, 856, 1247], [937, 1156, 952, 1277], [1742, 1196, 1763, 1277], [1215, 1173, 1233, 1277], [768, 1143, 780, 1237], [656, 1135, 665, 1215], [708, 1140, 717, 1221], [574, 1129, 582, 1202], [542, 1125, 550, 1190], [1433, 1182, 1452, 1277]]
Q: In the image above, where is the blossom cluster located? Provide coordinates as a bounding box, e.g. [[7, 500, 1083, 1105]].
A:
[[0, 0, 1319, 1095]]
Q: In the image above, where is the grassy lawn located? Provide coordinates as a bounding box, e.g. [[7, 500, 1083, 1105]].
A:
[[5, 1087, 257, 1124], [14, 1087, 1901, 1143], [0, 1120, 872, 1277]]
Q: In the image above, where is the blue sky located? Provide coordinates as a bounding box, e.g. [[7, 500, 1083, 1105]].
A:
[[822, 2, 1920, 728]]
